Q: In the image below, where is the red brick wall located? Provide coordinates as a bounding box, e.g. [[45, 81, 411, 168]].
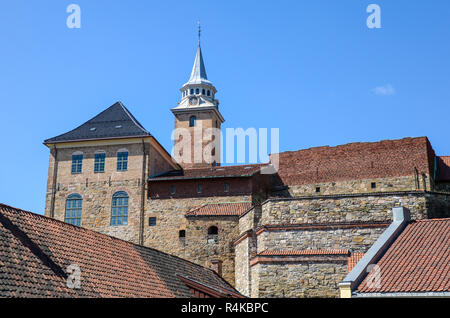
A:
[[271, 137, 435, 187]]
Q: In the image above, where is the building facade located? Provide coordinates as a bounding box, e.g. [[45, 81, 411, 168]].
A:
[[43, 40, 450, 297]]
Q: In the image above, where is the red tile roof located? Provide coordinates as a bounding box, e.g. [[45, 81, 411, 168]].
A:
[[258, 249, 349, 256], [149, 164, 264, 181], [271, 137, 435, 186], [0, 203, 242, 298], [357, 218, 450, 293], [348, 253, 365, 273], [186, 202, 252, 217], [436, 156, 450, 181]]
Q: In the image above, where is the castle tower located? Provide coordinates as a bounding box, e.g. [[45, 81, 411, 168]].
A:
[[171, 28, 224, 168]]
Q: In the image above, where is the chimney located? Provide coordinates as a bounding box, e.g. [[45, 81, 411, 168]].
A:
[[211, 259, 222, 277]]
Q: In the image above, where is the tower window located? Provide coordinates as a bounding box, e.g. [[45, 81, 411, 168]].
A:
[[111, 191, 128, 226], [189, 116, 197, 127], [94, 152, 105, 173], [224, 183, 229, 192], [195, 88, 200, 94], [117, 151, 128, 171], [371, 182, 377, 189], [197, 184, 202, 193], [207, 90, 211, 96], [179, 230, 186, 238], [65, 194, 82, 226], [149, 217, 156, 226], [71, 154, 83, 174], [202, 89, 205, 95], [190, 89, 194, 95]]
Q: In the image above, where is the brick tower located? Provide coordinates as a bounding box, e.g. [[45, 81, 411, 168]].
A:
[[171, 28, 224, 168]]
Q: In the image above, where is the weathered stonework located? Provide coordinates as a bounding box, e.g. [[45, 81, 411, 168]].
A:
[[251, 260, 348, 298]]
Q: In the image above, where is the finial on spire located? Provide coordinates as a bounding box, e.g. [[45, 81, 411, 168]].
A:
[[197, 20, 201, 45]]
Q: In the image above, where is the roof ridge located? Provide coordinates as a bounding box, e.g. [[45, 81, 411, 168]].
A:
[[116, 101, 149, 135], [414, 217, 450, 223]]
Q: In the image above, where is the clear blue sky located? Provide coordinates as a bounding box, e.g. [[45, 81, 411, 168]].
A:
[[1, 0, 449, 214]]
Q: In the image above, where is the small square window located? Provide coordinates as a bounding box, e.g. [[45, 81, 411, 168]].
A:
[[198, 184, 202, 193], [316, 187, 321, 193], [371, 182, 377, 189], [179, 230, 186, 238], [149, 217, 156, 226]]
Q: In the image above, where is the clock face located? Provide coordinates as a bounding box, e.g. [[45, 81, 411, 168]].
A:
[[189, 97, 198, 106]]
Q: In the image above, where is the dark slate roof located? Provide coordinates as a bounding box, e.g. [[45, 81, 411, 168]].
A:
[[148, 164, 265, 181], [0, 203, 243, 298], [44, 102, 151, 144]]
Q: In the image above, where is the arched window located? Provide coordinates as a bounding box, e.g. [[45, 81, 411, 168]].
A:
[[195, 88, 200, 94], [190, 88, 194, 95], [189, 116, 197, 127], [65, 194, 82, 226], [207, 90, 211, 96], [111, 191, 129, 226], [202, 89, 205, 95]]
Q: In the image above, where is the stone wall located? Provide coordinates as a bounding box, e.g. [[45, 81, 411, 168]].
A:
[[45, 142, 147, 243], [261, 192, 428, 224], [44, 140, 174, 243], [280, 176, 422, 197], [250, 259, 348, 298], [143, 195, 250, 284], [185, 216, 240, 285], [257, 225, 387, 254]]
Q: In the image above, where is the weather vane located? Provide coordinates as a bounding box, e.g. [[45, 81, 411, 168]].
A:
[[198, 20, 201, 44]]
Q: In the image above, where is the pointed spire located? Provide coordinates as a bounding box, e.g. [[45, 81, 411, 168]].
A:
[[184, 22, 212, 86]]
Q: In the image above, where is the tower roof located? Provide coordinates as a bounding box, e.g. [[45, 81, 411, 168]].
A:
[[184, 44, 212, 86], [44, 101, 151, 144]]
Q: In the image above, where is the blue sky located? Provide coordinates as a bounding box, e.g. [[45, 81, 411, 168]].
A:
[[1, 0, 449, 214]]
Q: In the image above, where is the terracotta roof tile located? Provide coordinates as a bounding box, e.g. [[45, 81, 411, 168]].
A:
[[348, 253, 365, 273], [186, 202, 252, 217], [272, 137, 435, 186], [357, 218, 450, 293], [0, 203, 241, 298]]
